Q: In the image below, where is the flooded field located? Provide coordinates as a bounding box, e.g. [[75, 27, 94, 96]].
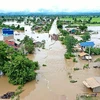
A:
[[0, 19, 100, 100], [88, 26, 100, 47]]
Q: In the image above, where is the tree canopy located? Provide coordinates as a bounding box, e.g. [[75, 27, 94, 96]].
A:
[[79, 25, 87, 31], [81, 32, 90, 42], [0, 41, 39, 85], [22, 36, 34, 54], [65, 35, 78, 53]]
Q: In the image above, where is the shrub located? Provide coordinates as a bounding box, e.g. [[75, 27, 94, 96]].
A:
[[42, 64, 47, 67], [59, 36, 64, 41], [83, 64, 89, 69], [74, 68, 79, 71], [64, 53, 75, 59], [64, 53, 71, 59], [70, 80, 77, 83], [70, 53, 75, 57], [73, 58, 78, 62]]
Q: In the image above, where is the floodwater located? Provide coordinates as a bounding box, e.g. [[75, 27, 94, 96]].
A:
[[88, 26, 100, 47], [0, 19, 100, 100]]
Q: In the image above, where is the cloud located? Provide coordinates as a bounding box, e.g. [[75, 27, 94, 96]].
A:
[[0, 0, 100, 12]]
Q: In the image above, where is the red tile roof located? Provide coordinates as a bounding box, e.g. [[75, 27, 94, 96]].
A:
[[5, 40, 18, 49]]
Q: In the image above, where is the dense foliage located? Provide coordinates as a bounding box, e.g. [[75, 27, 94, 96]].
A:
[[79, 25, 87, 31], [85, 47, 100, 55], [57, 20, 63, 29], [65, 34, 78, 53], [81, 32, 90, 42], [22, 36, 34, 54], [0, 41, 39, 85]]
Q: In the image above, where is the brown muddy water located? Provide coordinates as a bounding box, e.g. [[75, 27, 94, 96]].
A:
[[1, 39, 100, 100], [0, 20, 100, 100]]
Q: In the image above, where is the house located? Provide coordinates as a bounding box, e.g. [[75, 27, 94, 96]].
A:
[[83, 77, 100, 92], [5, 40, 18, 49], [69, 29, 76, 34], [80, 41, 95, 51], [2, 28, 14, 41], [80, 42, 95, 47], [78, 52, 92, 60]]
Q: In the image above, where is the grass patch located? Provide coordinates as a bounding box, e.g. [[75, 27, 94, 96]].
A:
[[60, 17, 73, 21], [91, 17, 100, 22]]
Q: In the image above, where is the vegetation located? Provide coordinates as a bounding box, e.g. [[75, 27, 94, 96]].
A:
[[74, 68, 80, 71], [59, 29, 69, 36], [57, 20, 63, 29], [70, 80, 77, 83], [64, 53, 75, 59], [76, 94, 98, 100], [11, 85, 23, 100], [85, 47, 100, 55], [60, 16, 100, 26], [22, 36, 34, 54], [83, 64, 89, 69], [0, 24, 24, 31], [81, 32, 90, 42], [94, 58, 100, 62], [42, 64, 47, 67], [0, 41, 39, 85], [73, 58, 78, 62], [65, 34, 78, 53], [79, 25, 87, 31]]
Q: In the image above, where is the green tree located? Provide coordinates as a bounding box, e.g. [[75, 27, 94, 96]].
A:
[[16, 25, 20, 29], [81, 32, 90, 42], [22, 36, 34, 54], [0, 41, 15, 73], [79, 25, 87, 31], [6, 55, 38, 85], [65, 35, 78, 53], [57, 21, 62, 29], [0, 41, 39, 85], [59, 29, 69, 36]]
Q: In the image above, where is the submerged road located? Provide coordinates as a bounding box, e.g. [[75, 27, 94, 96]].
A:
[[24, 18, 68, 100]]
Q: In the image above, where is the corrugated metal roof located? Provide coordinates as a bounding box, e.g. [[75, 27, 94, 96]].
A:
[[83, 77, 100, 89], [80, 42, 95, 47], [78, 52, 88, 57], [2, 28, 14, 35]]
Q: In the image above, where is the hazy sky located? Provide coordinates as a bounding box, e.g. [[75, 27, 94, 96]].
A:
[[1, 0, 100, 12]]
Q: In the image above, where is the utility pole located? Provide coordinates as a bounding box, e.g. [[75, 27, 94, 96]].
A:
[[88, 46, 90, 68]]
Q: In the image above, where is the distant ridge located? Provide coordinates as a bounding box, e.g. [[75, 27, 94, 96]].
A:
[[0, 11, 100, 16]]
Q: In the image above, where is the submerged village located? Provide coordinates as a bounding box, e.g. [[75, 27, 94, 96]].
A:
[[0, 15, 100, 100]]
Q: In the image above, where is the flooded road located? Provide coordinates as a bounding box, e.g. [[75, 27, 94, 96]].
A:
[[0, 19, 100, 100]]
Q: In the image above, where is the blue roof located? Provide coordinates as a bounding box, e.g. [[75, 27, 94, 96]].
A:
[[2, 28, 14, 36], [80, 42, 95, 47]]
